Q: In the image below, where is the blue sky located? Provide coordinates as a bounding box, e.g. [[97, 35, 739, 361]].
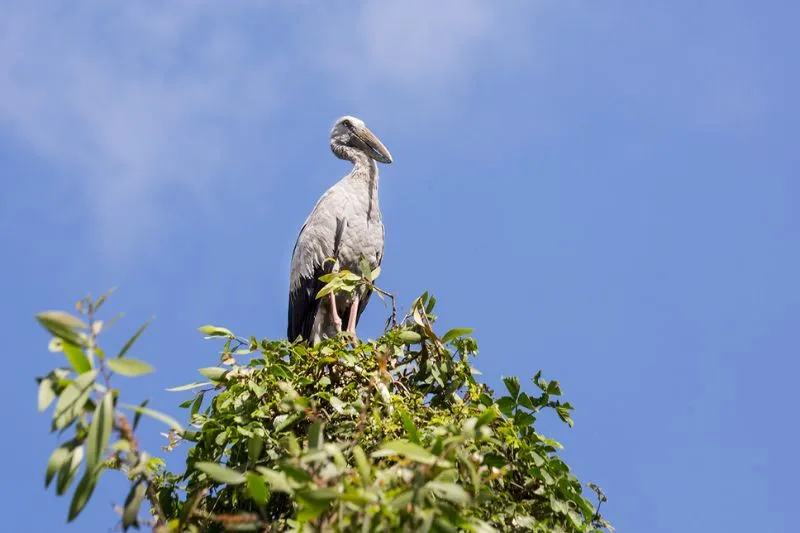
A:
[[1, 1, 797, 531]]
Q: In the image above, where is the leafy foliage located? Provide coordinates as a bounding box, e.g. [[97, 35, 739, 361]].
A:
[[34, 284, 612, 532]]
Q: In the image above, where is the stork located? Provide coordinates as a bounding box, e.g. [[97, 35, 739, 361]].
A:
[[288, 116, 392, 345]]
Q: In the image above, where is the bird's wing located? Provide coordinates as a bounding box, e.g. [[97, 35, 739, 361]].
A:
[[287, 217, 347, 342]]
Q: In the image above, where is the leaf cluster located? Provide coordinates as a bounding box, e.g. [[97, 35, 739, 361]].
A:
[[35, 290, 612, 532]]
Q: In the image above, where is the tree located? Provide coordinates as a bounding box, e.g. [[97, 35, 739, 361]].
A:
[[35, 276, 612, 532]]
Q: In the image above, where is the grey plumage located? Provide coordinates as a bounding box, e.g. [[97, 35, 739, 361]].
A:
[[288, 116, 393, 344]]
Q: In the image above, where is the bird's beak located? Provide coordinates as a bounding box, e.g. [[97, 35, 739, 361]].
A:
[[354, 125, 393, 164]]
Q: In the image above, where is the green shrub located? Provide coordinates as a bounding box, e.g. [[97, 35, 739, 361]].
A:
[[35, 287, 612, 532]]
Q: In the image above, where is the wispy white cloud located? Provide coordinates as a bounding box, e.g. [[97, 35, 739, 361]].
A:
[[0, 1, 535, 258]]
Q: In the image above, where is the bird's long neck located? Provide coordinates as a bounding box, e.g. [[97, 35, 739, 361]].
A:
[[339, 148, 380, 220]]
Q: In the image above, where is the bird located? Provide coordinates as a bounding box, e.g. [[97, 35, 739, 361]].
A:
[[288, 116, 393, 345]]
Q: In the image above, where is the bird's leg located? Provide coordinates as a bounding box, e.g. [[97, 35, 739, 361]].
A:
[[347, 295, 360, 335], [329, 292, 342, 332]]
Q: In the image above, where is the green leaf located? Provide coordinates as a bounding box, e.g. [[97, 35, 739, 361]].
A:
[[514, 411, 535, 427], [248, 437, 263, 462], [274, 412, 300, 432], [56, 446, 83, 495], [62, 342, 92, 374], [38, 377, 56, 412], [86, 392, 113, 471], [107, 357, 154, 377], [329, 396, 346, 414], [399, 409, 421, 444], [547, 380, 562, 396], [53, 371, 98, 430], [496, 396, 516, 417], [372, 440, 445, 466], [246, 472, 268, 506], [517, 392, 535, 410], [122, 404, 184, 432], [476, 406, 498, 428], [502, 376, 520, 399], [132, 398, 148, 432], [195, 462, 246, 485], [370, 265, 381, 281], [308, 420, 324, 449], [397, 330, 423, 344], [93, 287, 117, 312], [197, 367, 227, 381], [352, 446, 371, 485], [35, 311, 87, 346], [483, 453, 506, 468], [68, 468, 100, 522], [556, 406, 574, 427], [122, 479, 147, 530], [190, 394, 204, 417], [117, 318, 153, 358], [166, 381, 211, 392], [256, 467, 293, 494], [45, 446, 71, 488], [427, 481, 471, 504], [296, 488, 338, 522], [86, 391, 114, 471], [441, 327, 474, 344], [197, 324, 234, 338]]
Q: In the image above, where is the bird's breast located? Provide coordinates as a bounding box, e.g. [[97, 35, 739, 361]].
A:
[[338, 216, 384, 273]]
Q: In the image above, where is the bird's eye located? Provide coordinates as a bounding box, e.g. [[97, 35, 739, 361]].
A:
[[342, 120, 352, 129]]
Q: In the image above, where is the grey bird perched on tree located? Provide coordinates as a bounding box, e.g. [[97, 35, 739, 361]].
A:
[[288, 116, 393, 345]]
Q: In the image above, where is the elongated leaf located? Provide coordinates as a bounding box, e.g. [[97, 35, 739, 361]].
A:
[[397, 330, 423, 344], [197, 325, 234, 338], [122, 404, 184, 432], [296, 488, 338, 523], [372, 440, 447, 466], [197, 367, 227, 381], [399, 410, 421, 444], [122, 479, 147, 530], [257, 467, 294, 494], [195, 462, 245, 485], [117, 318, 152, 358], [53, 371, 98, 430], [68, 468, 100, 522], [441, 327, 474, 344], [166, 381, 211, 392], [93, 287, 117, 312], [190, 394, 204, 417], [62, 342, 92, 374], [38, 377, 56, 412], [56, 446, 83, 495], [107, 358, 154, 377], [352, 446, 371, 485], [36, 311, 87, 346], [45, 446, 71, 488], [246, 472, 268, 506], [86, 392, 113, 471], [427, 481, 471, 504], [132, 399, 148, 431], [308, 420, 324, 449]]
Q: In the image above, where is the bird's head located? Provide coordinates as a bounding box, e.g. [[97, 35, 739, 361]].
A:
[[330, 116, 393, 164]]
